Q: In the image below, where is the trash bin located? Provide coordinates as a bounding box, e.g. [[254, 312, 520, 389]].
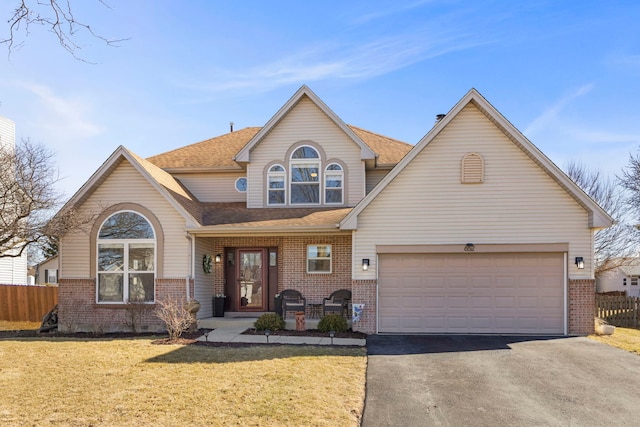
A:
[[213, 296, 226, 317], [274, 294, 283, 317]]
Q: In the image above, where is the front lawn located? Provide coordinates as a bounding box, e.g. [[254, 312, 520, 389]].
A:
[[0, 337, 366, 426], [589, 327, 640, 355]]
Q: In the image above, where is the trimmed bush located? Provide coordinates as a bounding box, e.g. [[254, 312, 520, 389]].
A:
[[254, 313, 285, 331], [318, 314, 348, 333]]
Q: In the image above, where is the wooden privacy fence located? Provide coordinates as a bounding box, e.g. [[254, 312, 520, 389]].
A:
[[0, 284, 58, 322], [595, 294, 640, 328]]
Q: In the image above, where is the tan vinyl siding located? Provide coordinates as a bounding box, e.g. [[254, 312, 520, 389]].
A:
[[366, 169, 390, 194], [61, 161, 190, 278], [193, 237, 215, 318], [247, 96, 365, 208], [173, 173, 247, 203], [352, 104, 593, 280]]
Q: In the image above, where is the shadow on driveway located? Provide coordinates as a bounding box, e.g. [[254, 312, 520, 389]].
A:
[[366, 334, 561, 355]]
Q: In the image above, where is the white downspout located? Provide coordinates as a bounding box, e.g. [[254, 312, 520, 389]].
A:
[[185, 232, 195, 301], [564, 252, 568, 336]]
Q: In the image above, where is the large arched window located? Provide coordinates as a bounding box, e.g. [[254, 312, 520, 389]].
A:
[[325, 163, 343, 204], [267, 164, 286, 205], [290, 146, 320, 204], [97, 211, 156, 303]]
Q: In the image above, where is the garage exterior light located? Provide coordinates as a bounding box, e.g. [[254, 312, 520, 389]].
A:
[[575, 257, 584, 269]]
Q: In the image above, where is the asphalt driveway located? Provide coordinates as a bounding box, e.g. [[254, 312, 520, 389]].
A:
[[362, 335, 640, 426]]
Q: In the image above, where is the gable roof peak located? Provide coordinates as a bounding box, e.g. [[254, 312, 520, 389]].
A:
[[234, 85, 376, 162]]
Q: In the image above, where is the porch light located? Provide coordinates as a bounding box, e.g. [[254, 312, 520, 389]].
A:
[[215, 254, 222, 263], [575, 257, 585, 269], [362, 259, 370, 271]]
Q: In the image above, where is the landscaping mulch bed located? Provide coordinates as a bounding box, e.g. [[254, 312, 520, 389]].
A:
[[242, 328, 367, 339]]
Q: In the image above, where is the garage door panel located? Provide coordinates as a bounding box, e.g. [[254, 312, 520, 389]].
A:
[[379, 252, 564, 334]]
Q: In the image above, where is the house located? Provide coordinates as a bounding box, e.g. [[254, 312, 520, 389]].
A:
[[31, 256, 59, 285], [0, 115, 28, 285], [56, 86, 612, 335], [596, 258, 640, 296]]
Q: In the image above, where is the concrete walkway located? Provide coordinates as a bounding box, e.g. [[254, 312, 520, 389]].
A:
[[196, 317, 366, 346]]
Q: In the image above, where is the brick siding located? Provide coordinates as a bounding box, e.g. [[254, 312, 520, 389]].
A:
[[568, 279, 595, 335], [351, 279, 377, 334], [58, 278, 194, 333]]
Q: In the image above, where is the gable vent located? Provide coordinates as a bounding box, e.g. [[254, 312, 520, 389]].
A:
[[461, 153, 484, 184]]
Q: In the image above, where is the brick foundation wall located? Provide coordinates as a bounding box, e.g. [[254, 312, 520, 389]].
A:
[[351, 280, 377, 334], [58, 278, 194, 333], [569, 279, 595, 335]]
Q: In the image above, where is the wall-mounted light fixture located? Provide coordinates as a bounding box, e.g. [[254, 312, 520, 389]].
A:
[[464, 243, 475, 252], [575, 257, 584, 269], [362, 259, 370, 271], [215, 254, 222, 263]]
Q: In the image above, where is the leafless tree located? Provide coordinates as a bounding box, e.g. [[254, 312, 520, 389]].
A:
[[566, 161, 638, 274], [1, 0, 127, 61], [0, 138, 92, 258]]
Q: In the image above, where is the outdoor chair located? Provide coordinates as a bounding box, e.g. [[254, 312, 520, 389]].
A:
[[322, 289, 352, 318], [280, 289, 306, 319]]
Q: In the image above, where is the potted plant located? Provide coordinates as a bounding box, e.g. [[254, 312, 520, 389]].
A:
[[213, 293, 226, 317]]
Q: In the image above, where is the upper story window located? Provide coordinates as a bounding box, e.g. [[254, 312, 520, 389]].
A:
[[290, 146, 320, 205], [268, 164, 286, 205], [97, 211, 156, 303], [235, 177, 247, 193], [325, 163, 343, 204]]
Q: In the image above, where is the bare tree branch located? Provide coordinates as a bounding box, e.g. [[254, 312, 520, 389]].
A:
[[0, 138, 95, 258], [566, 161, 639, 274], [1, 0, 128, 62]]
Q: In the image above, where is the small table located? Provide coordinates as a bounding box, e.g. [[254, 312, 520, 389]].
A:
[[308, 303, 322, 319]]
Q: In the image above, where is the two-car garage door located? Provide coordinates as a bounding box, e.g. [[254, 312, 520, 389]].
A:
[[378, 252, 565, 334]]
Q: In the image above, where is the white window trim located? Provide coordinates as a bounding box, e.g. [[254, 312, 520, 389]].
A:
[[307, 244, 332, 274], [290, 146, 321, 206], [96, 211, 157, 304], [267, 164, 286, 206], [235, 177, 248, 193], [324, 163, 343, 205]]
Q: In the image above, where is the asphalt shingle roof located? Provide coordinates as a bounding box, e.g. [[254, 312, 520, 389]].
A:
[[147, 126, 412, 170]]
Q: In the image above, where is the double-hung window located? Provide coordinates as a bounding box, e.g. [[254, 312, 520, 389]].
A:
[[290, 146, 320, 204], [325, 163, 343, 204], [307, 245, 331, 273], [268, 165, 286, 205], [97, 211, 156, 303]]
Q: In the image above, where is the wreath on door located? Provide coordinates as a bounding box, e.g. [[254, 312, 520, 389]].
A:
[[203, 254, 213, 273]]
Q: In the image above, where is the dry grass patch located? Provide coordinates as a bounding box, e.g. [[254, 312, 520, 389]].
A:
[[0, 320, 40, 331], [589, 327, 640, 355], [0, 338, 366, 426]]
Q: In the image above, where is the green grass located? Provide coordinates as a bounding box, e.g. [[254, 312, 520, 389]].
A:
[[0, 337, 366, 426], [589, 326, 640, 356]]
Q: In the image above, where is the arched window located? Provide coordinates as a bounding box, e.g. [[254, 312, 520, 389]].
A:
[[290, 146, 320, 204], [97, 211, 156, 303], [267, 164, 286, 205], [325, 163, 343, 204]]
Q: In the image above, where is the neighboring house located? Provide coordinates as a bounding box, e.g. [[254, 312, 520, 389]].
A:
[[0, 115, 28, 285], [596, 258, 640, 296], [32, 256, 59, 285], [56, 86, 612, 335]]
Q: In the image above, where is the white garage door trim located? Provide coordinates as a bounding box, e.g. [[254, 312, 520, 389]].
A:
[[376, 251, 568, 335]]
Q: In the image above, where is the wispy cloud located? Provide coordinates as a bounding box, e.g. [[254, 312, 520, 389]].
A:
[[525, 83, 594, 136], [178, 29, 490, 97], [20, 82, 105, 142]]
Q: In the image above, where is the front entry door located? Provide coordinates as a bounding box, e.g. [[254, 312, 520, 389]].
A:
[[237, 249, 266, 311]]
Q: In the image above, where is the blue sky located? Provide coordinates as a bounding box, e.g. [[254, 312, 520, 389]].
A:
[[1, 0, 639, 197]]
